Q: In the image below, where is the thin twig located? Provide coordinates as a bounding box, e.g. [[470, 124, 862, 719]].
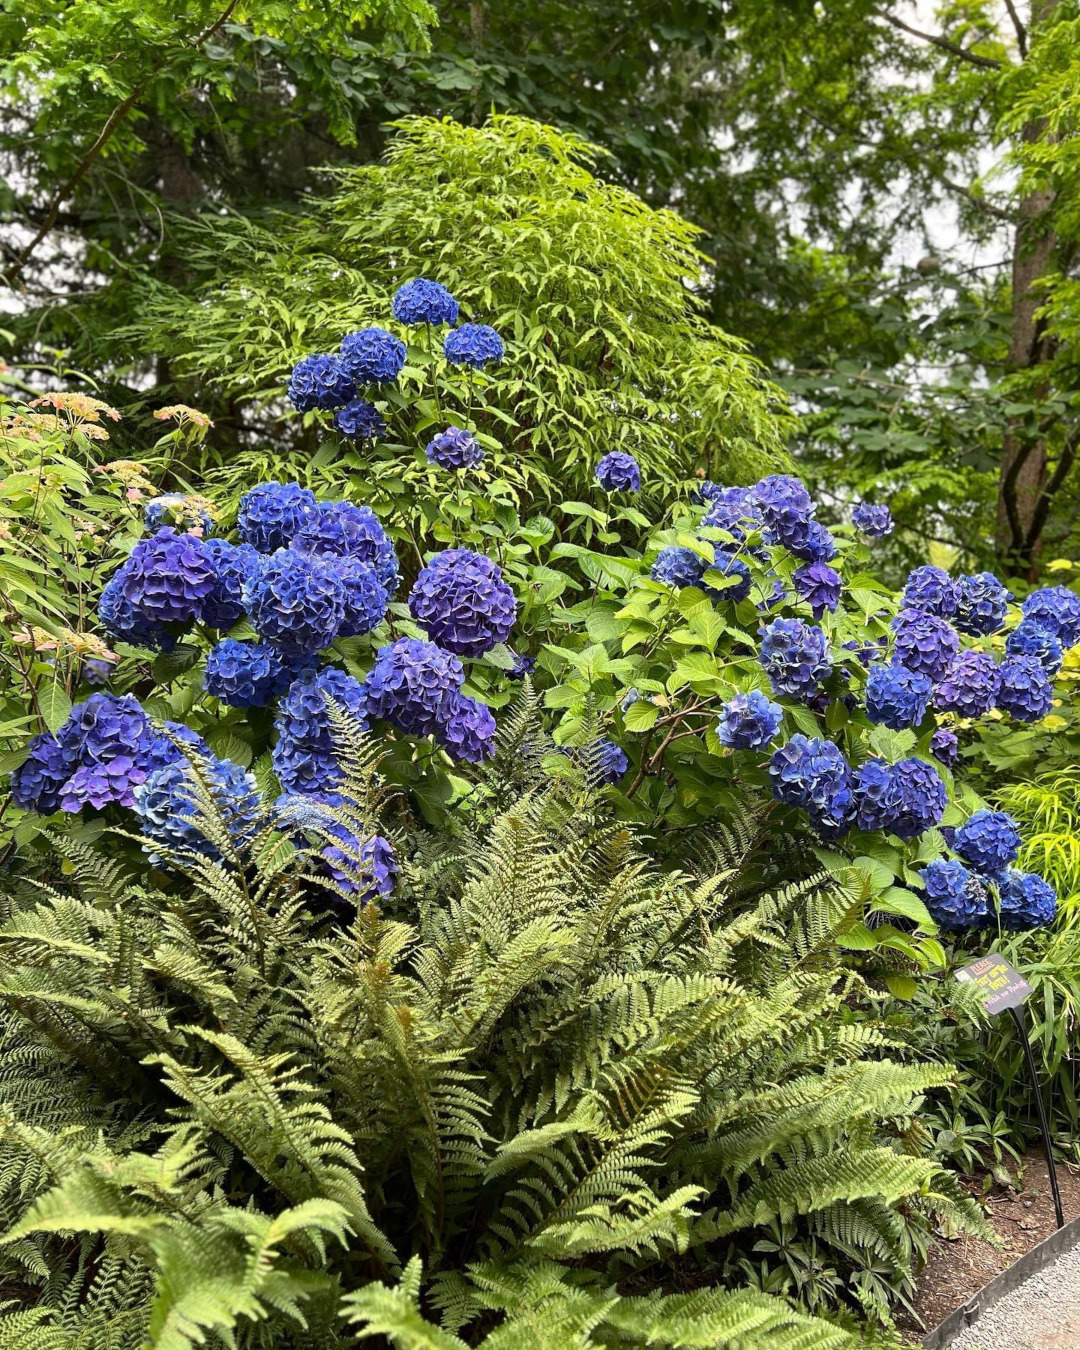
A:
[[873, 9, 1003, 69]]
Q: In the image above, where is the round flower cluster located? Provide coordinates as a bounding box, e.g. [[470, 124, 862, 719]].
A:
[[750, 474, 816, 556], [121, 528, 216, 625], [287, 354, 355, 413], [999, 869, 1058, 928], [392, 278, 459, 326], [892, 609, 959, 682], [99, 572, 173, 650], [996, 655, 1054, 723], [134, 755, 259, 863], [652, 546, 710, 591], [701, 487, 760, 544], [339, 327, 406, 386], [204, 639, 303, 709], [921, 860, 988, 930], [770, 735, 852, 837], [793, 563, 841, 619], [238, 482, 316, 553], [716, 690, 783, 750], [334, 398, 386, 442], [759, 618, 831, 701], [427, 426, 484, 471], [902, 566, 957, 618], [363, 638, 495, 764], [291, 500, 399, 594], [930, 727, 959, 769], [852, 502, 893, 537], [273, 667, 369, 800], [954, 809, 1021, 873], [1006, 619, 1063, 675], [854, 757, 946, 839], [953, 572, 1010, 637], [408, 549, 516, 658], [865, 663, 931, 730], [933, 651, 1001, 717], [1022, 586, 1080, 648], [443, 323, 504, 369], [200, 539, 265, 630], [595, 451, 641, 493], [245, 551, 348, 657]]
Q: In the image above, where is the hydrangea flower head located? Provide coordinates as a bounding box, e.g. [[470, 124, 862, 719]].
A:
[[953, 572, 1010, 637], [238, 482, 316, 554], [408, 549, 516, 658], [769, 735, 850, 811], [134, 755, 260, 863], [144, 494, 214, 536], [701, 486, 761, 544], [275, 666, 370, 753], [933, 651, 1001, 718], [507, 652, 536, 680], [759, 617, 831, 700], [921, 860, 986, 930], [204, 639, 299, 708], [55, 693, 159, 812], [566, 738, 629, 787], [998, 869, 1057, 929], [392, 278, 459, 326], [121, 528, 216, 625], [334, 398, 386, 441], [852, 502, 893, 537], [886, 758, 947, 839], [749, 474, 816, 554], [443, 323, 504, 368], [852, 758, 896, 832], [707, 552, 752, 603], [439, 694, 498, 764], [272, 741, 340, 800], [902, 565, 957, 618], [287, 354, 355, 412], [892, 608, 959, 682], [99, 569, 172, 651], [276, 795, 398, 902], [652, 546, 708, 591], [9, 727, 81, 815], [1022, 586, 1080, 648], [244, 550, 345, 656], [339, 327, 406, 386], [716, 690, 783, 750], [930, 727, 959, 769], [364, 638, 464, 739], [865, 663, 932, 730], [335, 558, 389, 638], [1006, 620, 1063, 675], [595, 451, 641, 493], [954, 808, 1021, 872], [199, 539, 265, 630], [793, 562, 841, 618], [290, 500, 399, 594], [997, 654, 1054, 723], [426, 426, 484, 471], [794, 520, 840, 564]]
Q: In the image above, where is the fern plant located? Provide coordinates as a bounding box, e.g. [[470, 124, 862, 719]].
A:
[[0, 700, 984, 1347]]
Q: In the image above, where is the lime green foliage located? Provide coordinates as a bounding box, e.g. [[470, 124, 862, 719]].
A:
[[0, 718, 985, 1343], [128, 116, 791, 510]]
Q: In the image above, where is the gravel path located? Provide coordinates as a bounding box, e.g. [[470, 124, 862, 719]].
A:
[[946, 1239, 1080, 1349]]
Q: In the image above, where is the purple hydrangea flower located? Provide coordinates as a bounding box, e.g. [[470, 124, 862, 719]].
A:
[[238, 482, 317, 554], [408, 549, 516, 658], [244, 550, 346, 656], [277, 796, 398, 902], [507, 652, 536, 679], [892, 608, 960, 682], [793, 562, 841, 618], [426, 426, 484, 471], [145, 722, 212, 775], [99, 568, 172, 651], [363, 638, 463, 739], [930, 727, 959, 769], [290, 500, 399, 595], [759, 617, 831, 700], [716, 690, 783, 750], [439, 694, 498, 764], [652, 546, 709, 591], [287, 354, 355, 412], [996, 655, 1054, 723], [954, 809, 1021, 873], [50, 693, 159, 812], [953, 572, 1011, 637], [144, 495, 213, 536], [921, 859, 987, 930], [133, 755, 260, 863], [204, 639, 300, 709], [998, 869, 1057, 929], [933, 651, 1001, 718], [120, 527, 216, 626], [853, 756, 946, 838], [82, 658, 112, 687], [199, 539, 265, 630], [701, 486, 761, 544], [902, 565, 957, 618], [865, 663, 932, 730], [443, 323, 504, 368], [793, 520, 840, 564], [1022, 586, 1080, 649], [334, 398, 386, 441], [339, 327, 406, 386], [852, 502, 893, 537], [750, 474, 816, 556], [9, 727, 81, 815], [852, 758, 896, 832], [271, 666, 369, 802], [595, 451, 641, 493], [392, 278, 459, 326], [769, 735, 850, 811], [1006, 620, 1063, 675], [573, 738, 629, 787], [333, 558, 388, 639]]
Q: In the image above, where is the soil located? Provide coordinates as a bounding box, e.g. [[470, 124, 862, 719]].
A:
[[899, 1149, 1080, 1343]]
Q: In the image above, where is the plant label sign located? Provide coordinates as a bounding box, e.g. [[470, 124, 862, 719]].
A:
[[954, 954, 1032, 1014]]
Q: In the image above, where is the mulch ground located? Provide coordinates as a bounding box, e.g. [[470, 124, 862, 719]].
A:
[[898, 1149, 1080, 1343]]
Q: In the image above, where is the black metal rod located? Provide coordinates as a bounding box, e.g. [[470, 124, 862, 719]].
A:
[[1009, 1004, 1065, 1230]]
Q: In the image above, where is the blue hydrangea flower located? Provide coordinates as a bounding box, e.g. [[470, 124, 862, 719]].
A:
[[921, 859, 987, 930], [82, 658, 112, 687], [852, 502, 893, 537], [997, 655, 1054, 723], [759, 617, 831, 700], [334, 398, 386, 441], [852, 758, 897, 832], [1006, 620, 1063, 675], [808, 781, 856, 841], [769, 735, 850, 811], [335, 559, 389, 639], [954, 809, 1022, 873], [933, 651, 1001, 718], [749, 474, 815, 550], [144, 495, 213, 535], [290, 500, 399, 595], [408, 549, 516, 658], [145, 721, 211, 775], [275, 666, 369, 754], [892, 608, 960, 682], [238, 482, 317, 554], [392, 278, 459, 326], [793, 520, 840, 564], [595, 451, 641, 493], [99, 568, 173, 651], [885, 758, 947, 839], [204, 639, 299, 709], [426, 426, 484, 471], [339, 327, 406, 386], [9, 727, 81, 815], [902, 565, 957, 618], [716, 690, 783, 750], [133, 755, 260, 863], [571, 738, 629, 787], [287, 354, 355, 412], [51, 693, 159, 812], [865, 663, 932, 730], [244, 550, 346, 656], [438, 694, 498, 764], [120, 528, 216, 626], [364, 638, 463, 739], [1022, 586, 1080, 649], [701, 486, 761, 544], [652, 546, 709, 591], [444, 323, 504, 368], [930, 727, 959, 769], [199, 539, 265, 630], [694, 480, 727, 504], [953, 572, 1011, 637], [276, 795, 398, 901], [707, 552, 753, 603], [507, 652, 536, 680], [998, 869, 1057, 929], [793, 562, 841, 618], [272, 741, 339, 800]]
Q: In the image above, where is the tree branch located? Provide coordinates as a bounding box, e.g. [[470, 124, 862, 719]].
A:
[[1002, 0, 1028, 57], [938, 174, 1016, 223], [873, 9, 1003, 69], [1025, 427, 1080, 553]]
